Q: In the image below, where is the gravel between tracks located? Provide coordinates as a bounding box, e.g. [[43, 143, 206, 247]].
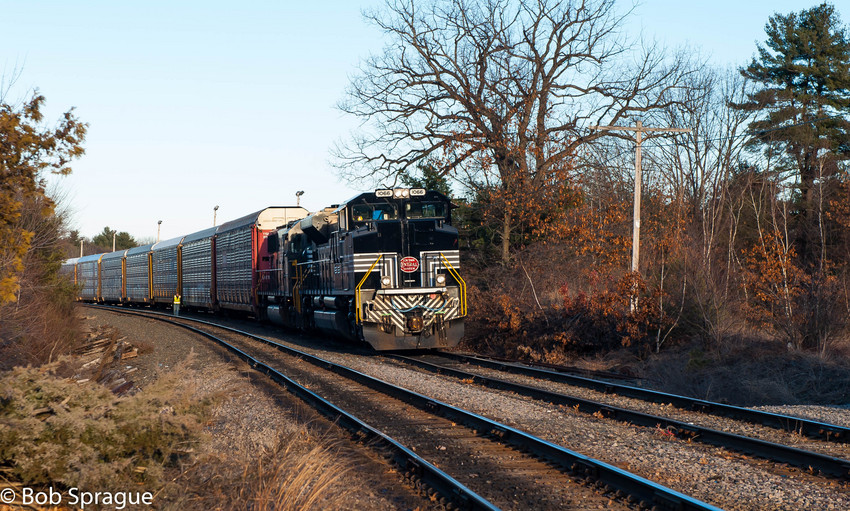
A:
[[203, 327, 631, 510], [405, 357, 850, 460], [751, 404, 850, 428]]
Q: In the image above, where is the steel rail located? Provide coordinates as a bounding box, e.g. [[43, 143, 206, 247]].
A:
[[92, 305, 721, 511], [455, 352, 643, 382], [390, 354, 850, 479], [87, 306, 497, 511], [435, 351, 850, 443]]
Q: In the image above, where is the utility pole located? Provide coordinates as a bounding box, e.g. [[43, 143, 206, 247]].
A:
[[112, 231, 116, 252], [80, 240, 83, 258], [589, 120, 691, 275]]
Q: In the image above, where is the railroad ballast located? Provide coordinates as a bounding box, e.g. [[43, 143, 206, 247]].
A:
[[62, 189, 466, 350]]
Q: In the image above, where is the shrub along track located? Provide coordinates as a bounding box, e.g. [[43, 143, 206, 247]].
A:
[[88, 305, 716, 511]]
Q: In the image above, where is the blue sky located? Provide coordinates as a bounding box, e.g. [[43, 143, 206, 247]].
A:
[[0, 0, 834, 241]]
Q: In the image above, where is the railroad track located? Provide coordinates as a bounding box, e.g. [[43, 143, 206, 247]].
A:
[[389, 352, 850, 479], [426, 351, 850, 443], [453, 352, 645, 383], [89, 305, 719, 511]]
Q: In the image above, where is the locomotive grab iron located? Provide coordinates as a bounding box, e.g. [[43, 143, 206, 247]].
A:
[[62, 189, 465, 350]]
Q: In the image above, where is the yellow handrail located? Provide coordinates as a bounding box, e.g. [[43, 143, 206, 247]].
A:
[[440, 252, 466, 317], [355, 254, 383, 323]]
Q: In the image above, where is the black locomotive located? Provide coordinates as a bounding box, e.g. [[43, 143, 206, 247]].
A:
[[260, 188, 465, 350]]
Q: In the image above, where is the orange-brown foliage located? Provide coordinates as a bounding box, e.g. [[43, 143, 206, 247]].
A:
[[463, 183, 683, 360], [559, 272, 672, 352]]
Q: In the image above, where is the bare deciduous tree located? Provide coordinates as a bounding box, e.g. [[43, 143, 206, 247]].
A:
[[645, 68, 755, 339], [337, 0, 700, 262]]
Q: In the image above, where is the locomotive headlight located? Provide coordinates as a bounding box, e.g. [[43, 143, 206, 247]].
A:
[[435, 274, 446, 286], [393, 188, 410, 198], [381, 275, 392, 288]]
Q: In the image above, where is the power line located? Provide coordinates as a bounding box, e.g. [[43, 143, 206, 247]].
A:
[[635, 113, 846, 149], [589, 121, 692, 285]]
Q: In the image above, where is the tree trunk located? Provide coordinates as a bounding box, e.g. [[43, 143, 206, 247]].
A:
[[501, 211, 511, 265], [798, 162, 816, 267]]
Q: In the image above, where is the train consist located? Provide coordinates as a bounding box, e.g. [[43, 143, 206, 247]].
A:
[[61, 189, 466, 350]]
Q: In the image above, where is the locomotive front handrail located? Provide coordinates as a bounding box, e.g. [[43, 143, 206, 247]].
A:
[[355, 254, 383, 323], [440, 252, 466, 316]]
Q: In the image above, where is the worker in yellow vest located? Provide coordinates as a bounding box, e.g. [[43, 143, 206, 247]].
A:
[[173, 293, 181, 316]]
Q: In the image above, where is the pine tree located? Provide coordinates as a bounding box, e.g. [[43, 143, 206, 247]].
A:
[[734, 3, 850, 265], [400, 160, 453, 198], [91, 227, 137, 252]]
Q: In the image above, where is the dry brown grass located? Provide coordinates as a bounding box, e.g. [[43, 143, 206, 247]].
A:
[[172, 429, 356, 511], [172, 415, 356, 510], [234, 430, 353, 511], [142, 359, 358, 511], [0, 289, 82, 370]]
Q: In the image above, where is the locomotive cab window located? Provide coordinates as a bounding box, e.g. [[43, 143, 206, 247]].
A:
[[352, 204, 398, 224], [405, 202, 447, 219]]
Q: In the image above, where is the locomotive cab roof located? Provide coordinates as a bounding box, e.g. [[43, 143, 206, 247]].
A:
[[335, 189, 455, 228], [335, 189, 453, 211]]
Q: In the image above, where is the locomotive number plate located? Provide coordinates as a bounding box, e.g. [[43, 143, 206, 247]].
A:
[[400, 256, 420, 273]]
